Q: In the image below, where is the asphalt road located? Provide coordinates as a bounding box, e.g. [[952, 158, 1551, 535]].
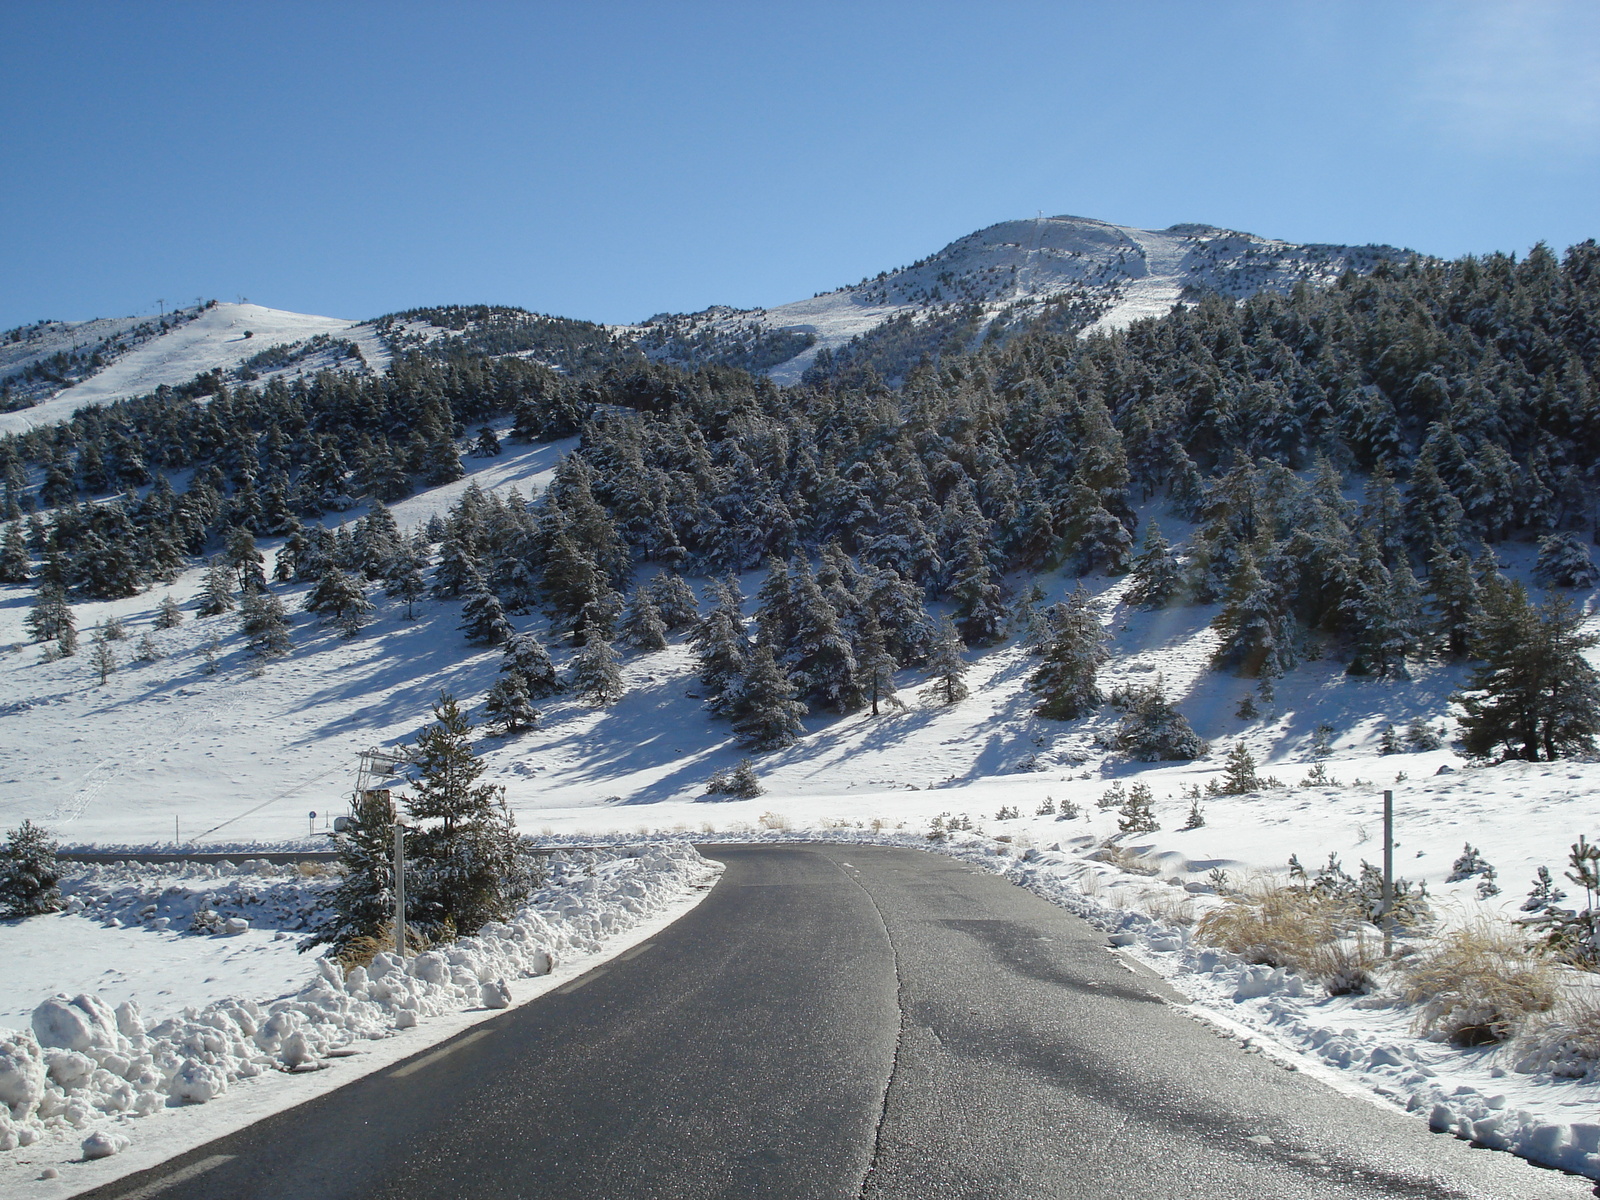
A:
[[79, 844, 1594, 1200]]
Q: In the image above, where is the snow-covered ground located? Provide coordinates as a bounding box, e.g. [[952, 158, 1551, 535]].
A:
[[3, 435, 1599, 1181], [0, 304, 389, 437]]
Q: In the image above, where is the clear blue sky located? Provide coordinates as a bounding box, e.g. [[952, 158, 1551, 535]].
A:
[[2, 1, 1597, 330]]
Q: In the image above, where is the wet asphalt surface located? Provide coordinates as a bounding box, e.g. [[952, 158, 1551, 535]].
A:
[[78, 844, 1596, 1199]]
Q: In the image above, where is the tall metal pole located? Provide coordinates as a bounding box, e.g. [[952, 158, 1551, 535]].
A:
[[394, 821, 407, 959], [1381, 789, 1394, 956]]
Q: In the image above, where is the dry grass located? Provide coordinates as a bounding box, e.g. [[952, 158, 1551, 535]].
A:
[[296, 860, 334, 878], [1139, 890, 1197, 926], [333, 921, 434, 972], [1091, 844, 1161, 876], [1513, 984, 1600, 1078], [1399, 919, 1560, 1046], [1196, 882, 1346, 974], [757, 811, 790, 831]]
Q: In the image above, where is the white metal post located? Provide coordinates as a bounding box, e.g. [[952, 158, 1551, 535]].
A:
[[1381, 789, 1394, 956], [394, 820, 407, 958]]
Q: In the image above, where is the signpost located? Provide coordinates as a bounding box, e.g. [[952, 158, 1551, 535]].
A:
[[394, 814, 411, 958], [1381, 790, 1394, 956]]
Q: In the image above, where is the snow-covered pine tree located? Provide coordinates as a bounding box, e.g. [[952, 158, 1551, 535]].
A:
[[856, 612, 902, 716], [24, 583, 73, 644], [196, 558, 236, 617], [690, 576, 750, 715], [500, 630, 562, 698], [647, 572, 700, 630], [618, 586, 669, 652], [225, 526, 267, 594], [473, 426, 502, 457], [459, 565, 513, 646], [1211, 546, 1295, 678], [919, 615, 970, 706], [1343, 532, 1413, 679], [947, 526, 1007, 645], [0, 523, 29, 584], [1123, 520, 1183, 609], [730, 644, 807, 750], [155, 593, 184, 629], [788, 564, 862, 712], [1425, 544, 1481, 659], [431, 535, 480, 599], [0, 821, 64, 917], [240, 588, 293, 659], [1111, 683, 1209, 760], [402, 693, 530, 939], [570, 631, 625, 706], [1534, 532, 1600, 589], [1029, 587, 1108, 721], [1457, 588, 1600, 760], [304, 566, 374, 635], [1216, 742, 1263, 794], [384, 543, 428, 620], [483, 674, 540, 734], [304, 789, 399, 959]]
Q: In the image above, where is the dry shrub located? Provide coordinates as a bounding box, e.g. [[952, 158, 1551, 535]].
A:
[[1315, 935, 1383, 996], [1140, 890, 1196, 926], [296, 860, 334, 878], [1196, 881, 1344, 973], [1400, 920, 1559, 1046], [757, 811, 790, 831]]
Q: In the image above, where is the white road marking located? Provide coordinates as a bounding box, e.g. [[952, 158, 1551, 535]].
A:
[[112, 1154, 235, 1200], [556, 967, 608, 993], [389, 1028, 491, 1078]]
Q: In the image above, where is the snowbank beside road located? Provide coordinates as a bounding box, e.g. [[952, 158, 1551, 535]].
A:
[[0, 844, 721, 1194]]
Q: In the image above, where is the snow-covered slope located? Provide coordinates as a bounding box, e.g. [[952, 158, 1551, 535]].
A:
[[0, 304, 390, 437], [628, 215, 1411, 383]]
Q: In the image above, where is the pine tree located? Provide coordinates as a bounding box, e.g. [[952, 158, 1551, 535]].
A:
[[0, 821, 64, 917], [570, 631, 625, 705], [647, 572, 700, 630], [458, 566, 513, 646], [431, 536, 480, 599], [401, 693, 530, 939], [856, 612, 902, 716], [1343, 533, 1412, 679], [947, 527, 1007, 645], [196, 558, 236, 617], [919, 615, 970, 706], [1211, 546, 1295, 679], [24, 583, 73, 643], [224, 526, 267, 594], [473, 426, 502, 457], [1030, 588, 1108, 720], [1216, 742, 1263, 794], [730, 644, 807, 750], [0, 523, 29, 584], [1111, 684, 1209, 760], [618, 587, 669, 652], [90, 639, 117, 685], [500, 630, 562, 698], [240, 588, 293, 659], [788, 566, 861, 712], [1117, 782, 1159, 834], [483, 674, 540, 734], [1425, 544, 1481, 660], [305, 789, 399, 958], [1457, 588, 1600, 760], [304, 567, 373, 634], [1123, 520, 1183, 609], [384, 545, 428, 620]]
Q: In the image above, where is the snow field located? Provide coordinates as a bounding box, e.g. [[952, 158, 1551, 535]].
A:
[[0, 845, 721, 1195]]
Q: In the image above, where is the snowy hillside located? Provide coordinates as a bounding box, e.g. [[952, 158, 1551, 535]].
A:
[[628, 214, 1412, 383], [0, 304, 389, 437]]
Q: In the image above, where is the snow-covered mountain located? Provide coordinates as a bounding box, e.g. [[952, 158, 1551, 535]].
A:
[[628, 214, 1413, 383], [0, 303, 391, 437]]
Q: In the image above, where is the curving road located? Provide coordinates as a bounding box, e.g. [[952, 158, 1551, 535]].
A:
[[80, 845, 1592, 1199]]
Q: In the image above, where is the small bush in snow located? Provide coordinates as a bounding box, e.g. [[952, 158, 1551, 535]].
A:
[[1035, 797, 1056, 817], [1056, 798, 1082, 820], [1096, 783, 1125, 811], [1404, 717, 1444, 751], [1210, 743, 1279, 795], [705, 759, 762, 799], [995, 805, 1019, 820], [1299, 762, 1340, 788], [1116, 783, 1158, 834], [1180, 797, 1205, 830], [1521, 838, 1600, 967], [1378, 722, 1402, 755]]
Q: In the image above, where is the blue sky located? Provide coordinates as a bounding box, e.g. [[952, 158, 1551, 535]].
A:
[[2, 1, 1597, 330]]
